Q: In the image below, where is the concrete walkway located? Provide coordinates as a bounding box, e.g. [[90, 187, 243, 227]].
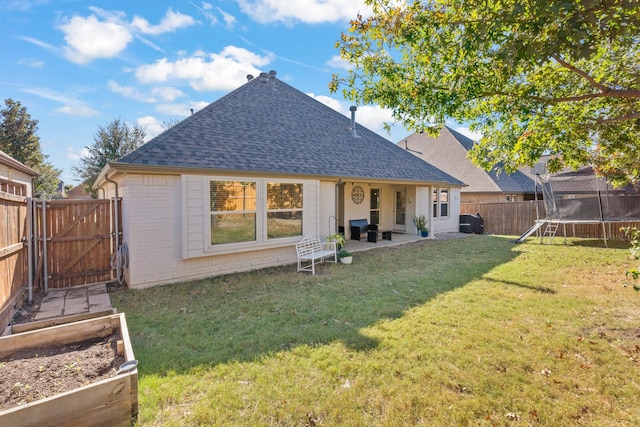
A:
[[35, 283, 114, 321]]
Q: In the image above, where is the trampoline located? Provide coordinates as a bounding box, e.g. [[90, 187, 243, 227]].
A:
[[514, 163, 640, 246]]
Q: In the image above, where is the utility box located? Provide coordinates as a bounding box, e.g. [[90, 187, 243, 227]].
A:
[[460, 213, 484, 234]]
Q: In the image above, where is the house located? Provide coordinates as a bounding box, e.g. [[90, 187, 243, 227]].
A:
[[401, 127, 536, 203], [0, 149, 38, 197], [66, 184, 93, 200], [94, 71, 463, 289]]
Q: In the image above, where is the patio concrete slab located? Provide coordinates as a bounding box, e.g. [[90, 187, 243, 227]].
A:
[[33, 283, 114, 321]]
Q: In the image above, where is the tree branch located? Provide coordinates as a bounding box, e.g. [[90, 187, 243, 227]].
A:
[[551, 54, 640, 99], [586, 111, 640, 129]]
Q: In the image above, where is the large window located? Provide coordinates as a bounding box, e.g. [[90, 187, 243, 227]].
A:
[[267, 183, 303, 239], [432, 188, 449, 218], [210, 181, 257, 245], [209, 179, 303, 246]]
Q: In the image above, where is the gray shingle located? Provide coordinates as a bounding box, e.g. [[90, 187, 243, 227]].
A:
[[118, 75, 462, 185], [401, 127, 534, 193]]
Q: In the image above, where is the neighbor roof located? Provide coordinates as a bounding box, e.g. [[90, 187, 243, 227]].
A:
[[401, 127, 534, 193], [0, 149, 38, 176], [105, 72, 462, 186]]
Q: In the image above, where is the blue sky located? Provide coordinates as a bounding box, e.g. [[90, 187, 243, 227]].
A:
[[1, 0, 475, 185]]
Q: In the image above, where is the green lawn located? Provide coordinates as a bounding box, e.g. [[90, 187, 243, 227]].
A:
[[111, 235, 640, 426]]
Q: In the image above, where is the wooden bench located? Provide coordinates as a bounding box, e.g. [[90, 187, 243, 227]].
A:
[[295, 235, 337, 275]]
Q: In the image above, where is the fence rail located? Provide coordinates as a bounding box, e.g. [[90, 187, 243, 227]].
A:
[[461, 201, 640, 240]]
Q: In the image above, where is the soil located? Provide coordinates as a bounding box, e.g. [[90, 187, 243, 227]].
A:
[[2, 283, 128, 412], [0, 335, 125, 411]]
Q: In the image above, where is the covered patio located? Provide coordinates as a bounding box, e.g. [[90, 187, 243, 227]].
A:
[[343, 231, 469, 253]]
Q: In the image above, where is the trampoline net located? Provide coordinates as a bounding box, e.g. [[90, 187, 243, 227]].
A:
[[539, 169, 640, 221]]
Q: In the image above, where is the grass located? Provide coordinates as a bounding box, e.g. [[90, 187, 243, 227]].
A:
[[111, 235, 640, 426]]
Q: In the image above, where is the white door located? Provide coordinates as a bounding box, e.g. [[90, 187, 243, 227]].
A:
[[394, 188, 406, 231]]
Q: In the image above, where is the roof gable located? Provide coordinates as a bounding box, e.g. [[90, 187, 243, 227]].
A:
[[401, 127, 534, 193], [117, 74, 462, 186]]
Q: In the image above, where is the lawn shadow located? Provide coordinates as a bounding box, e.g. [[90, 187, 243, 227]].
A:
[[112, 235, 520, 375], [483, 277, 556, 294]]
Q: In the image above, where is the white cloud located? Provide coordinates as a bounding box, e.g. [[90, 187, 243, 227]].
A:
[[326, 55, 351, 71], [131, 8, 196, 35], [151, 86, 186, 102], [18, 58, 44, 68], [21, 86, 99, 117], [136, 116, 164, 140], [156, 101, 209, 117], [108, 79, 156, 102], [308, 93, 403, 140], [134, 46, 273, 91], [236, 0, 371, 24], [18, 35, 60, 55], [58, 7, 196, 64], [60, 14, 132, 64], [67, 146, 89, 162]]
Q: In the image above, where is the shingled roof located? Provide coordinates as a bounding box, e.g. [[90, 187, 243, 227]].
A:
[[401, 127, 534, 193], [113, 72, 462, 186]]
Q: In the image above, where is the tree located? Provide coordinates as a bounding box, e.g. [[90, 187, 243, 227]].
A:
[[331, 0, 640, 187], [0, 99, 61, 197], [73, 118, 146, 197]]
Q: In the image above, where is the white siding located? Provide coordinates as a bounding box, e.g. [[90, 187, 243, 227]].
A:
[[0, 163, 33, 196], [318, 181, 337, 238], [98, 172, 462, 289], [105, 173, 323, 288]]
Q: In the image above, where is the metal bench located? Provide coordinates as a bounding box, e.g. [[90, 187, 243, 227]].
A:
[[295, 235, 337, 275]]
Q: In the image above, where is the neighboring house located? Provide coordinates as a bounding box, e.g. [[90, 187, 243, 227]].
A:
[[94, 71, 463, 289], [0, 149, 38, 197], [66, 184, 93, 200], [401, 127, 536, 203]]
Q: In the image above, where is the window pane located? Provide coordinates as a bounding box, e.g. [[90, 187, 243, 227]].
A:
[[210, 181, 256, 212], [370, 210, 380, 225], [370, 188, 380, 209], [440, 189, 449, 217], [433, 188, 439, 218], [267, 183, 303, 209], [267, 211, 302, 238], [211, 213, 256, 245]]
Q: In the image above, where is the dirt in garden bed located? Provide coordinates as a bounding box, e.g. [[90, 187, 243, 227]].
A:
[[0, 335, 125, 411]]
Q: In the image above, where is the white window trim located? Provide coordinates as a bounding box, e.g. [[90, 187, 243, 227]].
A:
[[432, 187, 450, 219], [202, 176, 304, 255]]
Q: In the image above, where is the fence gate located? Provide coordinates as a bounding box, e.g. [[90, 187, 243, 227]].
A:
[[33, 198, 122, 290]]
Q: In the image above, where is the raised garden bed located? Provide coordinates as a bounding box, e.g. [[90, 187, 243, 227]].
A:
[[0, 313, 137, 426]]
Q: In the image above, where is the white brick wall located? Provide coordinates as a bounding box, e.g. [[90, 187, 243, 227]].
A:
[[100, 172, 463, 288]]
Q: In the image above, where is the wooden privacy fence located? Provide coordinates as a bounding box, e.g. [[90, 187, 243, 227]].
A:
[[461, 201, 640, 240], [33, 198, 122, 289], [0, 193, 29, 331], [0, 196, 122, 332]]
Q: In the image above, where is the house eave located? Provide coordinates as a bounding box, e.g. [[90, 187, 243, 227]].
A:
[[95, 162, 464, 189]]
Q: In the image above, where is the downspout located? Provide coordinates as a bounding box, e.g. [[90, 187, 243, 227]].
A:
[[104, 175, 120, 257], [335, 179, 344, 234]]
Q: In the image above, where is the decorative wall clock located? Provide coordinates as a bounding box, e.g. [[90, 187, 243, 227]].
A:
[[351, 185, 365, 204]]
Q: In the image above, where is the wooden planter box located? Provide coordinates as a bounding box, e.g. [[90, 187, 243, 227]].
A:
[[0, 313, 138, 427]]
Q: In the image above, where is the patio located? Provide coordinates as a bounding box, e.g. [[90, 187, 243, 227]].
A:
[[345, 231, 469, 253]]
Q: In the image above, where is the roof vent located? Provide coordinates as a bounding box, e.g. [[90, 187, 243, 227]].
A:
[[259, 72, 269, 83], [349, 106, 360, 138], [247, 74, 254, 81], [268, 70, 277, 90]]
